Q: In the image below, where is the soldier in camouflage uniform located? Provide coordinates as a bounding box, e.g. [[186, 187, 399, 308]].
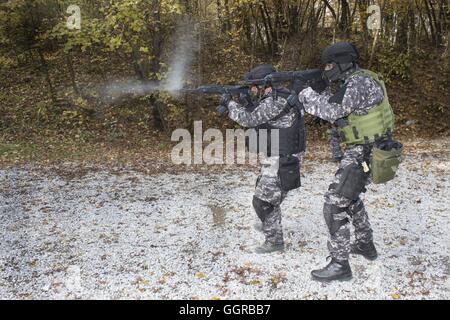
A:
[[297, 42, 394, 281], [220, 65, 305, 254]]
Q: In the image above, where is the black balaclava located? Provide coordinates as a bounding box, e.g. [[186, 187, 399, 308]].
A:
[[321, 42, 359, 82]]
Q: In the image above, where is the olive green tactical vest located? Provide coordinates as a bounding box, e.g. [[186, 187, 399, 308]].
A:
[[338, 69, 394, 146]]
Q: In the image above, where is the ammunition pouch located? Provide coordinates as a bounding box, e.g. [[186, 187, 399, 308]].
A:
[[252, 196, 274, 222], [335, 164, 369, 201], [278, 155, 301, 191], [371, 139, 403, 184], [323, 203, 349, 235]]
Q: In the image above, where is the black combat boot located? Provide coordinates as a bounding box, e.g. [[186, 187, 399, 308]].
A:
[[311, 258, 352, 282], [254, 242, 284, 254], [351, 241, 378, 260]]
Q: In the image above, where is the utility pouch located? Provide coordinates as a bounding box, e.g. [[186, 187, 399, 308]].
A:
[[278, 156, 301, 191], [371, 139, 404, 184], [336, 163, 369, 200]]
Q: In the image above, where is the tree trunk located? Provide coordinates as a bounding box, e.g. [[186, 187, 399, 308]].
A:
[[427, 0, 443, 47], [322, 0, 337, 21], [424, 0, 438, 46], [224, 0, 232, 32], [250, 4, 266, 52], [396, 8, 409, 53], [358, 0, 369, 49], [416, 0, 430, 43], [407, 3, 416, 54], [150, 2, 162, 79], [261, 2, 277, 57], [242, 6, 253, 48], [65, 54, 80, 96], [258, 4, 274, 55], [442, 30, 450, 58], [338, 0, 351, 38], [37, 49, 57, 104], [148, 0, 169, 135]]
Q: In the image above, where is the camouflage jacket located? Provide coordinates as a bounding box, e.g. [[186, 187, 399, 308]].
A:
[[298, 70, 384, 123], [227, 95, 298, 129]]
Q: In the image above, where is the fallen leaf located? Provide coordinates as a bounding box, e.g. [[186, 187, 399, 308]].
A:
[[249, 279, 261, 286], [391, 293, 401, 299], [195, 272, 207, 279]]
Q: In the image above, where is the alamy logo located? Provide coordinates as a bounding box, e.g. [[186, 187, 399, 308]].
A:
[[367, 5, 381, 31], [66, 5, 81, 30], [171, 121, 280, 166]]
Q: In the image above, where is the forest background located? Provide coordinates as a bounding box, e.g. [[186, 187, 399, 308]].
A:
[[0, 0, 448, 167]]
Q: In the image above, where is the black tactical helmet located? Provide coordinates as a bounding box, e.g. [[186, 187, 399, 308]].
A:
[[321, 42, 359, 65], [244, 64, 277, 82], [321, 42, 359, 82]]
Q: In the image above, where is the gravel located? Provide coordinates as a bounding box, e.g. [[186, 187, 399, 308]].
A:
[[0, 143, 449, 300]]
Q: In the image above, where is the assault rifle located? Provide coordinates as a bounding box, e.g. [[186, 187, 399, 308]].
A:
[[185, 69, 326, 114], [242, 68, 327, 94], [186, 84, 292, 114]]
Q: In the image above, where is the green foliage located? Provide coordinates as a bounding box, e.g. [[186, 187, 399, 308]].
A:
[[35, 101, 50, 122], [377, 48, 411, 84], [0, 0, 448, 162], [0, 0, 62, 52]]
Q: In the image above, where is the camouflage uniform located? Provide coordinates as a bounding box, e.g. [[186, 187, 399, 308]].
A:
[[327, 125, 343, 160], [228, 94, 301, 245], [299, 69, 384, 261]]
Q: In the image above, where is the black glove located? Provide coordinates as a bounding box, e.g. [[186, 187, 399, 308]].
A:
[[239, 93, 252, 107], [216, 93, 232, 115], [220, 93, 232, 107], [292, 79, 305, 94], [287, 92, 300, 107], [310, 78, 328, 93]]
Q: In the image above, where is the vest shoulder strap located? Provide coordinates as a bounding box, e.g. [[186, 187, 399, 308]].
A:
[[268, 96, 299, 122]]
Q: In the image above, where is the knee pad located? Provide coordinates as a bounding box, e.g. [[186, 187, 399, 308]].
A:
[[334, 164, 369, 200], [323, 203, 349, 235], [252, 196, 274, 222]]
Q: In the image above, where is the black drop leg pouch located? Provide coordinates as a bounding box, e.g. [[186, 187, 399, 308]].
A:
[[278, 155, 301, 191], [335, 163, 369, 200]]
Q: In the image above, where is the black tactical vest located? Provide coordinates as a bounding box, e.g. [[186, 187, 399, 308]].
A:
[[245, 95, 306, 156]]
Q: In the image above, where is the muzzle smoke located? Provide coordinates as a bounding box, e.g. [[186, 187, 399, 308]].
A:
[[102, 19, 197, 102]]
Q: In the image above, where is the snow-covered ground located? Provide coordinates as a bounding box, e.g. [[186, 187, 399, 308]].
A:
[[1, 143, 449, 300]]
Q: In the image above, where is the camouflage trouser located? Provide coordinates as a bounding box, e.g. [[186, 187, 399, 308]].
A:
[[324, 145, 373, 261], [254, 155, 298, 245], [327, 126, 343, 160]]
